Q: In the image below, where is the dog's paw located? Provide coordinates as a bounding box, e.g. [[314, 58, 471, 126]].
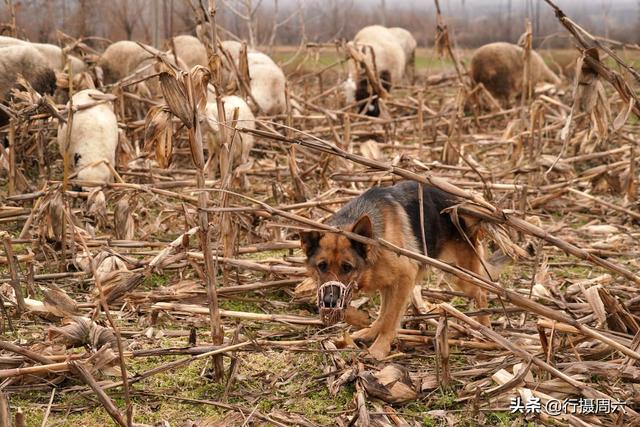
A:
[[478, 315, 492, 329], [351, 327, 377, 343], [367, 343, 390, 361]]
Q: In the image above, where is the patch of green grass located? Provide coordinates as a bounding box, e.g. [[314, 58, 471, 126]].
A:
[[485, 411, 534, 426], [287, 385, 353, 424], [143, 272, 170, 288], [8, 349, 229, 426], [568, 217, 590, 229], [219, 298, 262, 313], [448, 352, 468, 367], [555, 263, 592, 279], [403, 401, 436, 425], [415, 48, 455, 72], [242, 249, 290, 261], [450, 296, 467, 307], [270, 45, 462, 76], [9, 384, 224, 426], [272, 48, 340, 68], [433, 388, 459, 410]]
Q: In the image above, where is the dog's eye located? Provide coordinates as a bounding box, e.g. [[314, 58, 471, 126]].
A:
[[317, 261, 328, 273], [340, 263, 354, 274]]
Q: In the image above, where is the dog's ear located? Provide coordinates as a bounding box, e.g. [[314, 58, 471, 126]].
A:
[[351, 215, 373, 239], [299, 231, 320, 258], [350, 215, 373, 260]]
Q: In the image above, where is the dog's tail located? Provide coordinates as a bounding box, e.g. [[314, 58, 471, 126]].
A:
[[451, 205, 529, 281], [478, 222, 530, 259], [485, 249, 512, 281]]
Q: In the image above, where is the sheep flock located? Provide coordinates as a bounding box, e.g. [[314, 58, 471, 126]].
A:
[[0, 5, 639, 427]]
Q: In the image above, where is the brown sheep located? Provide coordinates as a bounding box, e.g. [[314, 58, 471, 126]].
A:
[[470, 42, 561, 104]]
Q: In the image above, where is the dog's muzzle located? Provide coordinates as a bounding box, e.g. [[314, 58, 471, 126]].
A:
[[317, 280, 354, 326]]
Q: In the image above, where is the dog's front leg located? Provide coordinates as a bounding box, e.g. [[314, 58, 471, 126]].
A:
[[368, 275, 414, 360], [350, 289, 389, 342]]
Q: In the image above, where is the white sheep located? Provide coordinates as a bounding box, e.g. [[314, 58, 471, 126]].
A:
[[0, 35, 20, 46], [0, 36, 86, 74], [388, 27, 417, 80], [246, 52, 287, 115], [203, 93, 255, 174], [195, 25, 241, 74], [97, 40, 158, 84], [218, 40, 241, 86], [0, 44, 57, 125], [348, 25, 406, 116], [57, 89, 118, 186], [171, 35, 208, 70], [220, 40, 243, 62], [215, 41, 286, 115], [31, 43, 86, 75]]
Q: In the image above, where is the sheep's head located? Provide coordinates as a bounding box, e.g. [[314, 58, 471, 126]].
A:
[[355, 70, 391, 117], [34, 67, 57, 96], [355, 74, 377, 116]]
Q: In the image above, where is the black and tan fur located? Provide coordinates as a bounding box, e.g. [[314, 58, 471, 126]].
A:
[[300, 181, 491, 360]]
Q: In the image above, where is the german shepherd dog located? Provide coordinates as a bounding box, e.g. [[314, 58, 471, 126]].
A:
[[300, 181, 491, 360]]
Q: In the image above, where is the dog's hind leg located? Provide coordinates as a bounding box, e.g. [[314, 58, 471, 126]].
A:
[[439, 241, 491, 328], [460, 246, 491, 327]]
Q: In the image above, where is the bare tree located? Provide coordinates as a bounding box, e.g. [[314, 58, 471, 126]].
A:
[[109, 0, 147, 40], [507, 0, 512, 41], [265, 0, 303, 47], [71, 0, 94, 38], [601, 0, 612, 39], [220, 0, 263, 47]]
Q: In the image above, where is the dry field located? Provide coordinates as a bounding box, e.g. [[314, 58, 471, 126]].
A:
[[1, 17, 640, 427]]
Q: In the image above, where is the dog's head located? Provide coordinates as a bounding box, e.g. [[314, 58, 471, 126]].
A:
[[299, 215, 374, 293]]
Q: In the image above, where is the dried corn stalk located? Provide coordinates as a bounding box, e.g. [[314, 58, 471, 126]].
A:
[[157, 61, 224, 379], [359, 364, 417, 404], [114, 196, 135, 240], [144, 106, 174, 168], [520, 21, 533, 103], [48, 316, 118, 350], [433, 0, 464, 84]]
